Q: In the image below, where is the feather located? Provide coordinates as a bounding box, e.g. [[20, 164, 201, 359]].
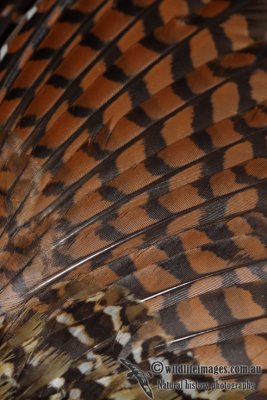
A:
[[0, 0, 266, 399]]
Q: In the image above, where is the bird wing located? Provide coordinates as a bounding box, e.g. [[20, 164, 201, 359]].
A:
[[0, 1, 266, 399]]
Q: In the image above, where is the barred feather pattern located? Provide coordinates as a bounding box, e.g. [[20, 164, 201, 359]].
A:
[[0, 0, 266, 399]]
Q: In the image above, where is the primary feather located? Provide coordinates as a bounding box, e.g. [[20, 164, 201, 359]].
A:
[[0, 0, 266, 399]]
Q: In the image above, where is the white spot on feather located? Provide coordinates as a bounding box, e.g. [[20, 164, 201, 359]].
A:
[[0, 44, 8, 62], [49, 377, 65, 389], [78, 362, 92, 375], [132, 346, 142, 363], [26, 6, 37, 20], [0, 362, 14, 378], [69, 324, 94, 346], [116, 331, 131, 346], [104, 305, 122, 331], [56, 312, 75, 326], [97, 376, 112, 387], [69, 388, 81, 399]]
